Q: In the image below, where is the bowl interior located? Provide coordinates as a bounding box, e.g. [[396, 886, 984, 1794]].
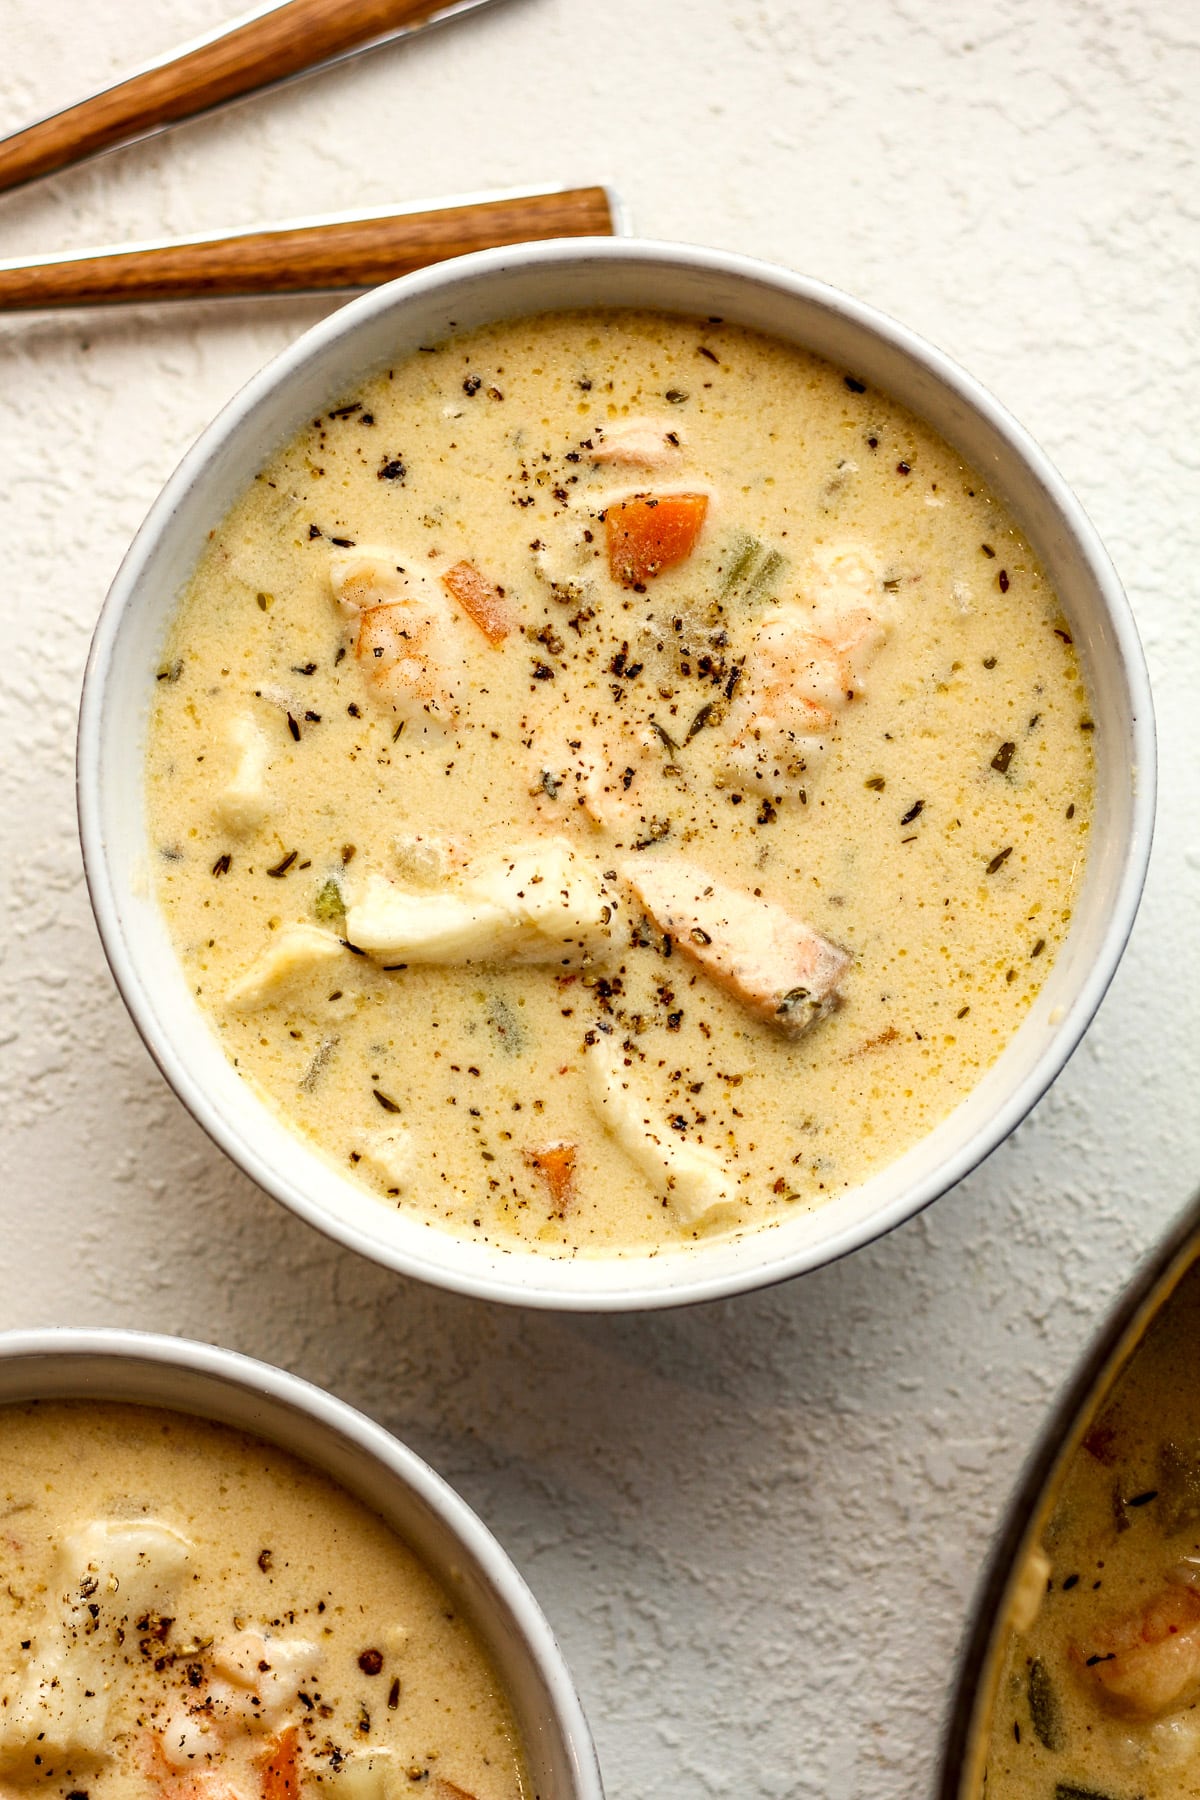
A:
[[0, 1330, 602, 1800], [78, 241, 1155, 1308], [939, 1193, 1200, 1797]]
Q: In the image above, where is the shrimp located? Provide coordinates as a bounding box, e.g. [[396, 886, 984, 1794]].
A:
[[150, 1638, 317, 1800], [588, 418, 683, 471], [723, 541, 888, 802], [329, 547, 465, 722], [1075, 1581, 1200, 1717], [147, 1732, 252, 1800], [151, 1742, 251, 1800]]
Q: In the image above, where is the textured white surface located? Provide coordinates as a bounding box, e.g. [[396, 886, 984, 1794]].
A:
[[0, 2, 1197, 1795]]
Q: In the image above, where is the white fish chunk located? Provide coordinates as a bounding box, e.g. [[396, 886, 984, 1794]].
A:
[[329, 546, 464, 722], [586, 1037, 739, 1230], [622, 856, 850, 1036], [214, 714, 270, 834], [589, 418, 683, 470], [321, 1751, 405, 1800], [530, 509, 603, 603], [0, 1521, 192, 1772], [391, 832, 462, 886], [225, 923, 346, 1011], [346, 877, 509, 963], [345, 840, 621, 968], [723, 540, 888, 801], [470, 841, 620, 963], [358, 1126, 415, 1192], [806, 540, 882, 615], [62, 1517, 192, 1620]]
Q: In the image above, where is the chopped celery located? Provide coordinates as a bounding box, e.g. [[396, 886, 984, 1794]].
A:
[[1157, 1439, 1200, 1534], [313, 876, 345, 924], [719, 532, 786, 602], [748, 547, 785, 597], [719, 532, 761, 597]]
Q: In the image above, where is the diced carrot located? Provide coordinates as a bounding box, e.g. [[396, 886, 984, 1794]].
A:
[[258, 1727, 300, 1800], [605, 492, 708, 586], [524, 1141, 577, 1216], [441, 560, 512, 644]]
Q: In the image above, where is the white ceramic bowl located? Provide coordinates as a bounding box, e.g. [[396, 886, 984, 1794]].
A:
[[0, 1327, 603, 1798], [77, 238, 1156, 1311]]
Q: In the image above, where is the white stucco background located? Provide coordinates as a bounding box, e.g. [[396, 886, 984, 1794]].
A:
[[0, 2, 1197, 1793]]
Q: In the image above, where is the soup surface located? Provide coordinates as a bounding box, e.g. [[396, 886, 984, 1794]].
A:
[[982, 1261, 1200, 1798], [0, 1401, 527, 1800], [146, 309, 1094, 1254]]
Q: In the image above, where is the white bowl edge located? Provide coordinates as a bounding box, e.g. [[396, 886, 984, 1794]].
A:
[[77, 237, 1157, 1312], [0, 1327, 604, 1800]]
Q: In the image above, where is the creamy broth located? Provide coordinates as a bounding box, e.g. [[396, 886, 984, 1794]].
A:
[[146, 309, 1093, 1254], [0, 1402, 526, 1800], [982, 1263, 1200, 1799]]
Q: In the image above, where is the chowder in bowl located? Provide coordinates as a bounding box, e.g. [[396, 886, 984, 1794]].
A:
[[77, 239, 1154, 1309], [0, 1329, 602, 1800], [940, 1194, 1200, 1800]]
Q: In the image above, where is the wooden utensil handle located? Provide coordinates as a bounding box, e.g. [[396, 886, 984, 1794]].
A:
[[0, 0, 460, 195], [0, 188, 617, 311]]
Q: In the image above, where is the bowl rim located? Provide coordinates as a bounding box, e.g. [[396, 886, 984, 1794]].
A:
[[0, 1324, 605, 1800], [77, 234, 1157, 1312]]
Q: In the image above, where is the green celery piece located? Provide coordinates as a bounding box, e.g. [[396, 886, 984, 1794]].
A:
[[313, 877, 345, 924], [747, 547, 786, 598], [719, 531, 762, 598]]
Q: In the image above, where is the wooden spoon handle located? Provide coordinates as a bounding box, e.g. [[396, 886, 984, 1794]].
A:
[[0, 187, 619, 311], [0, 0, 495, 196]]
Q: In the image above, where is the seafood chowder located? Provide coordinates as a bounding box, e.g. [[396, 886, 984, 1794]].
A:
[[981, 1261, 1200, 1800], [146, 310, 1094, 1255], [0, 1402, 527, 1800]]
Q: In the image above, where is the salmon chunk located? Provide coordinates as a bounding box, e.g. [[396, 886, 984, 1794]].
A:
[[622, 856, 850, 1035]]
